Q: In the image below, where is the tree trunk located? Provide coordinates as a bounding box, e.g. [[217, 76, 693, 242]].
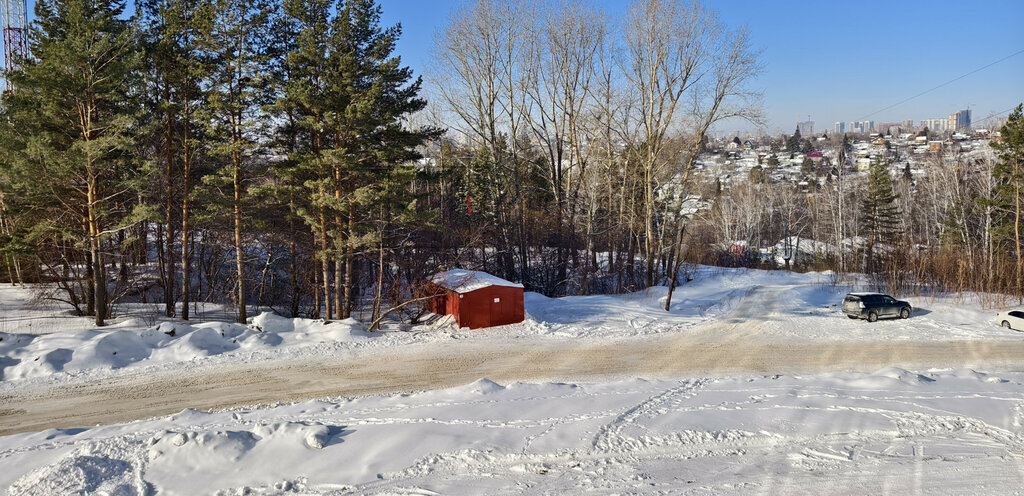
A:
[[664, 221, 686, 311], [334, 215, 344, 320], [319, 210, 331, 319], [371, 227, 385, 329], [334, 141, 344, 320], [288, 198, 300, 317], [1016, 182, 1022, 302], [644, 163, 656, 287], [155, 222, 166, 307], [180, 93, 193, 320], [312, 250, 321, 319], [233, 147, 246, 324], [87, 176, 106, 326], [164, 81, 176, 318], [343, 201, 356, 319]]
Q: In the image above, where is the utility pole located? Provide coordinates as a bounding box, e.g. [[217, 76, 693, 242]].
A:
[[1, 0, 28, 91]]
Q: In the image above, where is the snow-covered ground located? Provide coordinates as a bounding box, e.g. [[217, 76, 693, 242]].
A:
[[2, 267, 1019, 383], [3, 369, 1024, 494], [3, 266, 1024, 494]]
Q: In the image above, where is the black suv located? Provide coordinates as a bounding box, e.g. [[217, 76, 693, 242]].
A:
[[842, 292, 911, 322]]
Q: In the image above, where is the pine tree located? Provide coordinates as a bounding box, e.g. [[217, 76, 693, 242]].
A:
[[0, 0, 144, 326], [139, 0, 213, 320], [324, 0, 439, 319], [989, 104, 1024, 299], [274, 0, 342, 319], [787, 127, 801, 151], [198, 0, 276, 323], [861, 161, 901, 275]]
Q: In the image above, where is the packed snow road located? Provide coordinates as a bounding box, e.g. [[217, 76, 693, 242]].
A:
[[4, 325, 1024, 436]]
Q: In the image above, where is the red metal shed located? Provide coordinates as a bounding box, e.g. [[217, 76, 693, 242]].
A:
[[426, 269, 525, 329]]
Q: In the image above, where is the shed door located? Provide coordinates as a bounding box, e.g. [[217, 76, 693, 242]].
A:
[[489, 292, 513, 325]]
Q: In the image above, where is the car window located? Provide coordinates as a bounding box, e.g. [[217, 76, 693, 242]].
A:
[[884, 297, 895, 304], [1011, 311, 1024, 318]]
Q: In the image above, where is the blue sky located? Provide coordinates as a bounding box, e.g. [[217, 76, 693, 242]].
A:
[[380, 0, 1024, 135]]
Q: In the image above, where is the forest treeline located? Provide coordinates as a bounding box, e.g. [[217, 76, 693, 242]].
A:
[[0, 0, 1022, 327]]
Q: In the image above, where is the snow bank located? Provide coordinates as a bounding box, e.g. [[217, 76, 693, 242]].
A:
[[0, 312, 370, 381]]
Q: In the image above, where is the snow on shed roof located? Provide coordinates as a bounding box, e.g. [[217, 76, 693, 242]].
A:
[[431, 269, 524, 294]]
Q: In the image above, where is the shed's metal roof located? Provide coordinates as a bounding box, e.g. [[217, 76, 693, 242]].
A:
[[431, 269, 524, 294]]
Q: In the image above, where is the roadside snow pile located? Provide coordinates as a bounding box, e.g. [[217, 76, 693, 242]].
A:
[[3, 265, 1022, 383], [0, 312, 370, 381], [3, 369, 1024, 494]]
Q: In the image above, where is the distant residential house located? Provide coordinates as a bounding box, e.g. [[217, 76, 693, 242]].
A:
[[769, 236, 841, 266]]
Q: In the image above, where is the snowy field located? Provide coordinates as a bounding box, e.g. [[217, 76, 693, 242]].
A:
[[3, 266, 1024, 494], [3, 370, 1024, 494]]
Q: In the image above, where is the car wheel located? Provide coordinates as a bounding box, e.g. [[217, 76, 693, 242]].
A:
[[900, 308, 910, 319], [1002, 320, 1012, 329], [867, 311, 878, 322]]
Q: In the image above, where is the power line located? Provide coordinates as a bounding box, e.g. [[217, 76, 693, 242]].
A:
[[972, 105, 1020, 127], [856, 48, 1024, 121]]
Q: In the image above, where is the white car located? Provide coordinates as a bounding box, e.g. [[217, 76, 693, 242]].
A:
[[995, 310, 1024, 331]]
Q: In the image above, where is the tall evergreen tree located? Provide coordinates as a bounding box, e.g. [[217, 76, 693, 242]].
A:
[[0, 0, 144, 326], [139, 0, 213, 320], [787, 127, 802, 151], [989, 104, 1024, 299], [329, 0, 441, 319], [198, 0, 276, 323], [278, 0, 336, 319], [861, 161, 901, 275], [276, 0, 439, 320]]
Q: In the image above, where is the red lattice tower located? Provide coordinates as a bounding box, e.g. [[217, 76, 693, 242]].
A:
[[1, 0, 28, 91]]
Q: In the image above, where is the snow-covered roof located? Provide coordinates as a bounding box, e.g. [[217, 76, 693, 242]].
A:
[[431, 269, 524, 294]]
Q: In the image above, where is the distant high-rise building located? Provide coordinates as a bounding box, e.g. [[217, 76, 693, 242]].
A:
[[921, 118, 947, 132], [876, 122, 901, 135], [797, 120, 814, 136], [835, 121, 845, 134], [902, 119, 913, 129], [851, 120, 874, 134], [948, 109, 971, 132]]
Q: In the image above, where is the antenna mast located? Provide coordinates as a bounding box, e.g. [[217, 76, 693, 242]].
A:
[[2, 0, 28, 90]]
